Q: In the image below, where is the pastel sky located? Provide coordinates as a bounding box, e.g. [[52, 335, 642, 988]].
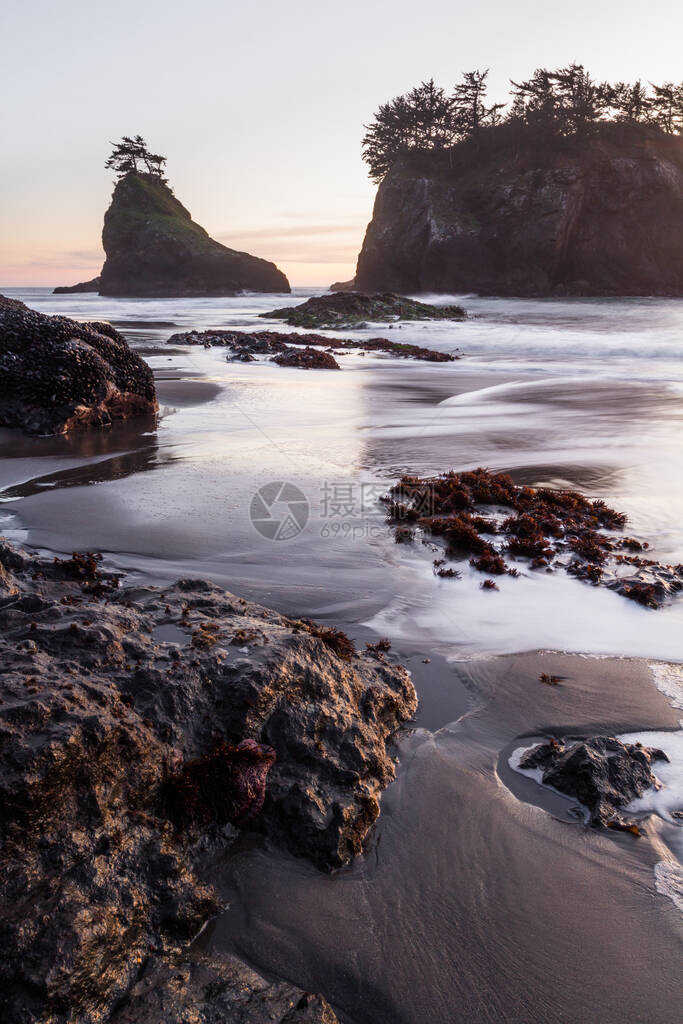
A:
[[2, 0, 682, 287]]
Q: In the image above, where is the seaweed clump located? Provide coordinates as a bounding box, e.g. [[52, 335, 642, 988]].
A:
[[163, 739, 276, 827], [298, 620, 356, 661], [167, 327, 457, 363], [382, 467, 683, 608]]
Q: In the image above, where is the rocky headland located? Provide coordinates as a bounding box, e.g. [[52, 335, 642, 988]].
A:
[[261, 292, 466, 330], [0, 539, 416, 1023], [54, 276, 101, 295], [354, 125, 683, 296], [168, 327, 459, 363], [0, 295, 157, 435], [55, 173, 290, 297]]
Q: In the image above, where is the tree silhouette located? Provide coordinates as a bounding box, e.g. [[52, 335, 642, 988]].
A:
[[105, 135, 168, 182], [610, 81, 650, 124], [649, 82, 683, 134], [362, 68, 683, 181], [453, 70, 506, 136]]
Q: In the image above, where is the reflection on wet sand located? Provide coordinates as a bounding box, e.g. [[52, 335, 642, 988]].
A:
[[0, 443, 180, 500]]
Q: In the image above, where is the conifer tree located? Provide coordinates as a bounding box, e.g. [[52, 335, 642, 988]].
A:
[[452, 70, 506, 136], [105, 136, 168, 182], [649, 82, 683, 134]]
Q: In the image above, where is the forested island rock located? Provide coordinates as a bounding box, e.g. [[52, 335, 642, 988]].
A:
[[355, 126, 683, 296], [0, 295, 157, 434], [0, 539, 416, 1023], [98, 174, 289, 297], [55, 169, 289, 297]]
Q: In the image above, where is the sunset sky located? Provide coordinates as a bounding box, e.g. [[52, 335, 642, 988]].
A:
[[2, 0, 682, 287]]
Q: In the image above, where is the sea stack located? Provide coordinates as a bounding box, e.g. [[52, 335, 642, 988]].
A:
[[55, 172, 290, 297], [354, 125, 683, 297]]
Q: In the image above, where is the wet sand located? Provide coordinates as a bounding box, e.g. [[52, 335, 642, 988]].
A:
[[200, 651, 683, 1024]]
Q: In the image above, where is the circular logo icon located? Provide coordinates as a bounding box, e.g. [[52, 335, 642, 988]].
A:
[[249, 480, 310, 541]]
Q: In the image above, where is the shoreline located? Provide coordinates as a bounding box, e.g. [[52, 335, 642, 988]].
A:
[[202, 648, 682, 1024]]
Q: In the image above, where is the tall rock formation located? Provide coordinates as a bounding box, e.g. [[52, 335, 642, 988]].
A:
[[354, 126, 683, 297], [55, 173, 289, 297]]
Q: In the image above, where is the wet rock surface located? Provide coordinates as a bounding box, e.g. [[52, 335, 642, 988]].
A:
[[354, 127, 683, 296], [0, 539, 415, 1023], [273, 346, 341, 369], [168, 327, 458, 363], [519, 735, 669, 827], [384, 467, 683, 607], [0, 295, 157, 435], [260, 291, 466, 330], [115, 952, 339, 1024]]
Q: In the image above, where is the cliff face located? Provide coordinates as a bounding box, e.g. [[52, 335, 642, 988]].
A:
[[57, 174, 289, 296], [354, 128, 683, 296]]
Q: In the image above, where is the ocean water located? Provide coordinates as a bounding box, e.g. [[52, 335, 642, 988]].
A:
[[2, 286, 683, 662]]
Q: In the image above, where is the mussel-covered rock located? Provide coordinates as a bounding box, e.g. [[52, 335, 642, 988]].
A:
[[0, 295, 157, 435]]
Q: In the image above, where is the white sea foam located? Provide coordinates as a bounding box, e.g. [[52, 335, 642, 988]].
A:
[[654, 860, 683, 914], [649, 662, 683, 710]]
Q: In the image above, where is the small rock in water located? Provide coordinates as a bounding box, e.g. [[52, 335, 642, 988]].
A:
[[519, 735, 669, 828]]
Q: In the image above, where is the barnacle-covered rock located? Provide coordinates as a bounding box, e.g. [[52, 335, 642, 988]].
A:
[[0, 538, 415, 1022], [0, 295, 157, 434]]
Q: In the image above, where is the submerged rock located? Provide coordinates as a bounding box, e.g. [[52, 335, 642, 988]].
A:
[[354, 125, 683, 296], [260, 291, 466, 329], [168, 327, 457, 363], [273, 346, 341, 369], [0, 295, 157, 435], [0, 539, 415, 1022], [519, 735, 669, 827], [56, 172, 290, 297]]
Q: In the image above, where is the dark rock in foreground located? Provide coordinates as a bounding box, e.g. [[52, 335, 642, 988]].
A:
[[56, 173, 290, 297], [115, 952, 338, 1024], [260, 291, 466, 329], [167, 327, 457, 364], [0, 295, 157, 435], [0, 539, 415, 1022], [355, 126, 683, 296], [519, 735, 669, 828], [53, 275, 101, 294]]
